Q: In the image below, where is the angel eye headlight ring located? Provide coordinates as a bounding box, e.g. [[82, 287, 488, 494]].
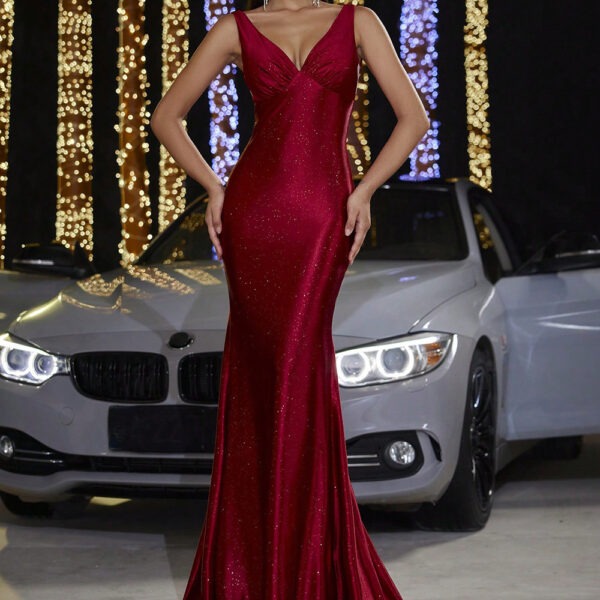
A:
[[0, 334, 69, 386], [336, 332, 454, 388]]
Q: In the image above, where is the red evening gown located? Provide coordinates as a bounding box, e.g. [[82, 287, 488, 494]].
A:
[[183, 4, 403, 599]]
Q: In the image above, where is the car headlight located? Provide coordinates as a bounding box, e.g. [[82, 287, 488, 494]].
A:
[[336, 332, 453, 387], [0, 334, 69, 385]]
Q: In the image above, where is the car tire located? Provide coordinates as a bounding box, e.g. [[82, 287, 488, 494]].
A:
[[412, 346, 497, 532], [530, 435, 584, 461], [1, 493, 54, 518], [1, 492, 90, 519]]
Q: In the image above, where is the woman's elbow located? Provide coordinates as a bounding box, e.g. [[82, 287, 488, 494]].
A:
[[150, 105, 164, 136], [417, 111, 431, 138], [150, 101, 179, 136], [396, 108, 431, 139]]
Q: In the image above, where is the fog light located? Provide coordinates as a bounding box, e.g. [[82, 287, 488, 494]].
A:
[[385, 440, 416, 467], [0, 435, 15, 459]]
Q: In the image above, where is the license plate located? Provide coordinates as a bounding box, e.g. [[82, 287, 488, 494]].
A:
[[108, 405, 217, 453]]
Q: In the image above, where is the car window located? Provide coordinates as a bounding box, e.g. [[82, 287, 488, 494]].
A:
[[138, 205, 218, 265], [139, 186, 469, 266], [471, 202, 513, 283], [357, 187, 468, 261], [516, 230, 600, 275]]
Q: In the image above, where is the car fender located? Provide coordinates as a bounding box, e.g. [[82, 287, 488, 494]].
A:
[[408, 278, 509, 446]]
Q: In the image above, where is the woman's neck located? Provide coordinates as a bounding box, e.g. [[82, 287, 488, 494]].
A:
[[265, 0, 320, 11]]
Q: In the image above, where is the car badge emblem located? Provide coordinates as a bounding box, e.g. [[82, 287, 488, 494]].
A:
[[168, 331, 194, 349]]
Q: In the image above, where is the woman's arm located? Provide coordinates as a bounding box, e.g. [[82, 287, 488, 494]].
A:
[[345, 6, 431, 264], [150, 13, 240, 258]]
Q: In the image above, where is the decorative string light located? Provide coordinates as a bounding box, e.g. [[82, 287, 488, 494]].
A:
[[204, 0, 239, 183], [399, 0, 440, 180], [335, 0, 371, 179], [159, 0, 189, 232], [473, 211, 493, 249], [56, 0, 94, 258], [0, 0, 14, 269], [464, 0, 492, 189], [116, 0, 153, 264]]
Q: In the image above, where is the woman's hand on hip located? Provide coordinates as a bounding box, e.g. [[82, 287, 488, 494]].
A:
[[205, 188, 225, 260], [345, 187, 372, 265]]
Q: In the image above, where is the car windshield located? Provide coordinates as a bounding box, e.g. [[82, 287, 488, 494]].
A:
[[139, 208, 217, 265], [138, 186, 468, 266], [358, 186, 468, 260]]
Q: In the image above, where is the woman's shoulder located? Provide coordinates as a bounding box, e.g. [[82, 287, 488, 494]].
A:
[[208, 11, 240, 33], [204, 11, 243, 53], [353, 5, 386, 41], [354, 4, 382, 24]]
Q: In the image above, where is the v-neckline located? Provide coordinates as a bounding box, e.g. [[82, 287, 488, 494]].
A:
[[239, 4, 348, 73]]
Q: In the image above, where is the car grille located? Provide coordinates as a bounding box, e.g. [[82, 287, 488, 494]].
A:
[[178, 353, 222, 404], [71, 352, 169, 403]]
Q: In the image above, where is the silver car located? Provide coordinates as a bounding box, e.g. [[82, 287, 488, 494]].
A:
[[1, 179, 599, 531]]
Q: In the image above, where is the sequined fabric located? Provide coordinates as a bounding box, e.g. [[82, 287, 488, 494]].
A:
[[183, 4, 403, 599]]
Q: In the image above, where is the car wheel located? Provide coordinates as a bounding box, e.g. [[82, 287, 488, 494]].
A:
[[1, 493, 91, 519], [413, 346, 497, 531], [530, 435, 584, 461], [1, 493, 54, 518]]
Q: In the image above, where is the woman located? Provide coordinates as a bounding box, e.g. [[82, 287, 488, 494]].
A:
[[151, 1, 429, 598]]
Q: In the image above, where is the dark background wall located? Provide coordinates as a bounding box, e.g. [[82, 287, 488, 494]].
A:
[[4, 0, 598, 270], [487, 1, 598, 257], [5, 0, 58, 265]]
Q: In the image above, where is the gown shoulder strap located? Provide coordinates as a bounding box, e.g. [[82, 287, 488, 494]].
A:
[[233, 9, 261, 55], [233, 10, 253, 35]]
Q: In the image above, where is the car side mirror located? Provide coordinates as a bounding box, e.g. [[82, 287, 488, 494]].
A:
[[516, 230, 600, 275], [11, 242, 96, 279]]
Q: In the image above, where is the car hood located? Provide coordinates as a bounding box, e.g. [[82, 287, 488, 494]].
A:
[[10, 260, 476, 351], [0, 270, 72, 333]]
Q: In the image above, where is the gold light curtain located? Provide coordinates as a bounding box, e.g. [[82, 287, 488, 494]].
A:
[[0, 0, 14, 269], [56, 0, 94, 257], [158, 0, 189, 232], [4, 1, 495, 269], [464, 0, 492, 190], [335, 0, 370, 179], [116, 0, 153, 264]]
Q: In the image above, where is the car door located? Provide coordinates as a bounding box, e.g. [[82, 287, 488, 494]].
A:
[[471, 191, 600, 440]]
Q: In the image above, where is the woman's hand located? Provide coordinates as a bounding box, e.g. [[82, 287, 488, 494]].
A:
[[205, 187, 225, 260], [344, 186, 373, 265]]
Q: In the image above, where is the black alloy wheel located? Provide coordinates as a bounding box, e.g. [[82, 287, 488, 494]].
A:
[[469, 353, 497, 515], [413, 346, 497, 531]]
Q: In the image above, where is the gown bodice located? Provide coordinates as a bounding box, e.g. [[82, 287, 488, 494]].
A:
[[228, 4, 361, 193]]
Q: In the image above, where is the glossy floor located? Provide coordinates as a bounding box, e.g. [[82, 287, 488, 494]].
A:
[[1, 436, 599, 600]]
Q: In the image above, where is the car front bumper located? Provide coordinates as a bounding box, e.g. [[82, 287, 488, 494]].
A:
[[0, 334, 472, 505]]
